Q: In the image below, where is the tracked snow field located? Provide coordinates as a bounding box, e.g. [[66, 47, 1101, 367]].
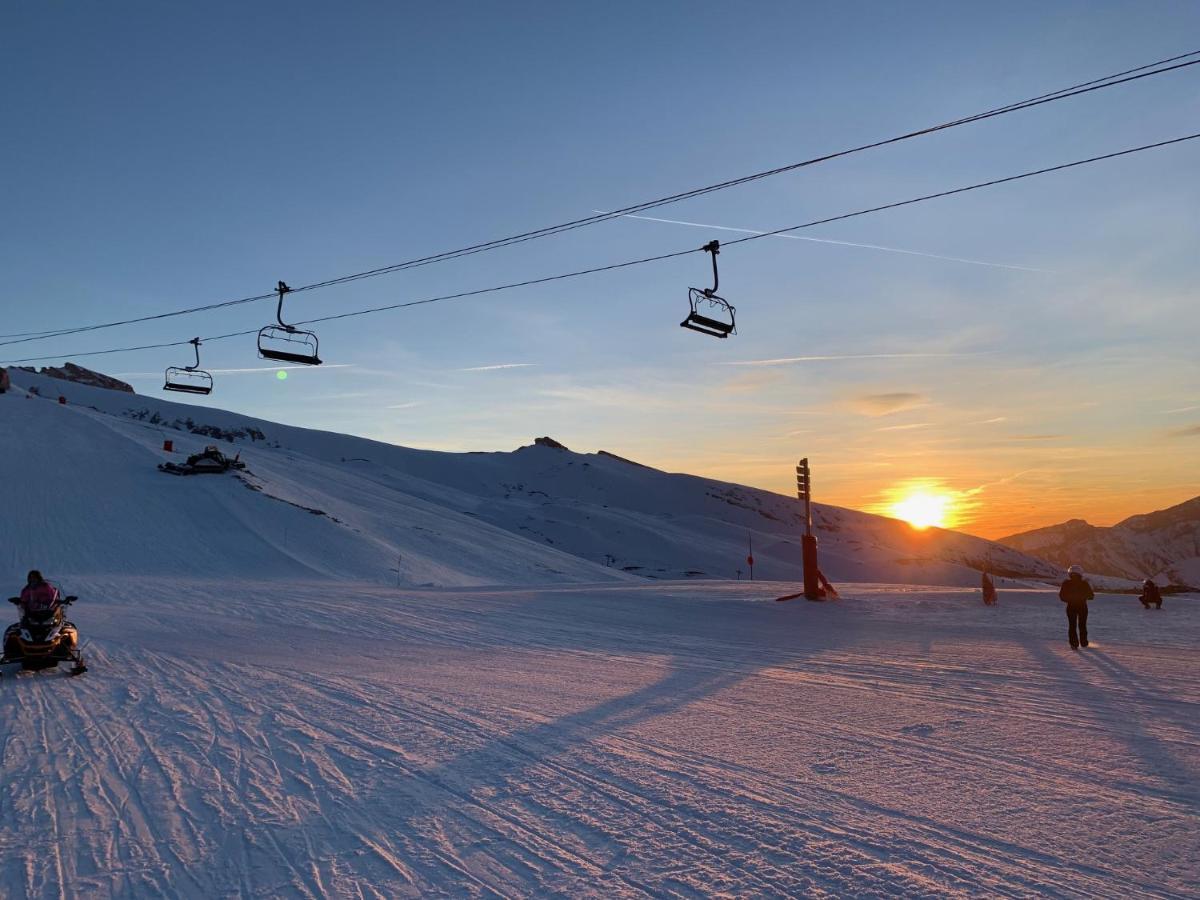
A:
[[1, 581, 1197, 898]]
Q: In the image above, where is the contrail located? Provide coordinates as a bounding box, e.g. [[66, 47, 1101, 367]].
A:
[[724, 353, 966, 366], [459, 363, 538, 372], [115, 364, 353, 377], [596, 210, 1045, 272]]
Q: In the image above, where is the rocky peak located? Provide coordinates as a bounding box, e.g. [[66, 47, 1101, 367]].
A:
[[24, 363, 135, 394]]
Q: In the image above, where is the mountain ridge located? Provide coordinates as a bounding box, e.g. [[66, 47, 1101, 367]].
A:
[[1001, 495, 1200, 588], [1, 367, 1072, 590]]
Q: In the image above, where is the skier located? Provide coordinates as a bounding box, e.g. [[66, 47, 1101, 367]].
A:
[[981, 570, 997, 605], [1139, 578, 1163, 609], [1059, 565, 1094, 649]]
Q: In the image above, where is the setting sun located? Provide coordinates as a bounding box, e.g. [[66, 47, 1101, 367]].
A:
[[890, 490, 953, 529]]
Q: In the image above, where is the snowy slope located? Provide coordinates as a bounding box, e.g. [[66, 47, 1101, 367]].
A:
[[1002, 497, 1200, 588], [4, 369, 1061, 589], [0, 374, 624, 588], [0, 576, 1196, 897]]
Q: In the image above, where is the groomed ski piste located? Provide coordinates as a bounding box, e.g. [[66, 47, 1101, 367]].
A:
[[2, 372, 1197, 898]]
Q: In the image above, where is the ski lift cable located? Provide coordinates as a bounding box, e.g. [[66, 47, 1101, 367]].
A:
[[717, 131, 1200, 249], [0, 49, 1197, 348], [3, 130, 1197, 367], [286, 52, 1200, 294]]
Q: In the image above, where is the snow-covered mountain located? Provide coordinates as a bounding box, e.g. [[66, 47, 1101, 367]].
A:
[[1000, 497, 1200, 588], [2, 366, 1062, 589]]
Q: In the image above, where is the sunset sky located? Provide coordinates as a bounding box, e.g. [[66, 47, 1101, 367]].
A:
[[2, 1, 1197, 539]]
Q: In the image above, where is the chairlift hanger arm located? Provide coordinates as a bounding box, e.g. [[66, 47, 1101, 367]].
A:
[[275, 281, 294, 330], [703, 240, 720, 294], [187, 337, 201, 371]]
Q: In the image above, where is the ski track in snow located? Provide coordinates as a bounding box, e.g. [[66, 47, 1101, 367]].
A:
[[1, 580, 1197, 898]]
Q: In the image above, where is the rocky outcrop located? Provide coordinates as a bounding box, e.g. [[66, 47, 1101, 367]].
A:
[[20, 363, 135, 394]]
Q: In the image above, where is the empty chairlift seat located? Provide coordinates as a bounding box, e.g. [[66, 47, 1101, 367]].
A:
[[680, 240, 736, 339], [258, 281, 323, 366], [681, 288, 736, 338], [163, 338, 214, 395]]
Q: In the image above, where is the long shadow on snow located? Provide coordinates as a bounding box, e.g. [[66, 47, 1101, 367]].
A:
[[381, 590, 861, 865], [1019, 634, 1199, 806]]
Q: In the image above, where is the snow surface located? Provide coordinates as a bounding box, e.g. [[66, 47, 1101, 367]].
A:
[[0, 580, 1196, 897]]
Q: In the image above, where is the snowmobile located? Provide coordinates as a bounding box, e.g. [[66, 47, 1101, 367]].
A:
[[159, 444, 246, 476], [2, 588, 87, 676]]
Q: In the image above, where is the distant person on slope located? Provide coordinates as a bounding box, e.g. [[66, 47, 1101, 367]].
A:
[[1059, 565, 1094, 650], [1139, 578, 1163, 609], [981, 570, 997, 605]]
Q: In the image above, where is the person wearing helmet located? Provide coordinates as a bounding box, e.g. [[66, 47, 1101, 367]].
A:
[[1140, 578, 1163, 609], [17, 570, 59, 615], [1059, 565, 1094, 649]]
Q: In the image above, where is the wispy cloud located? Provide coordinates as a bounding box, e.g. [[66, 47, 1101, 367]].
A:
[[458, 363, 538, 372], [1161, 404, 1200, 414], [851, 392, 927, 416], [597, 211, 1046, 272], [973, 416, 1008, 424], [1166, 423, 1200, 438], [876, 422, 929, 432], [725, 353, 966, 367], [385, 401, 424, 410]]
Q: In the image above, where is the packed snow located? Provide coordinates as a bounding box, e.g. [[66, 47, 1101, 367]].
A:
[[2, 580, 1196, 897], [1, 373, 1196, 898]]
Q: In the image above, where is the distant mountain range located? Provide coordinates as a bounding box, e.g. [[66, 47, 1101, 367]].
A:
[[1000, 496, 1200, 589]]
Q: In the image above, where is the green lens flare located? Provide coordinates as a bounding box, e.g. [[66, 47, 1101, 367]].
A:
[[276, 370, 288, 381]]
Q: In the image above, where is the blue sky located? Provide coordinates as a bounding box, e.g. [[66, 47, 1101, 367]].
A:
[[2, 1, 1197, 536]]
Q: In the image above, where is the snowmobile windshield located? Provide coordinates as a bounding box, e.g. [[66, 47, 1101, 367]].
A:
[[25, 609, 56, 625]]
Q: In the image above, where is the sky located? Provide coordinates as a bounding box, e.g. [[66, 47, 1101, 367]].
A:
[[1, 0, 1197, 539]]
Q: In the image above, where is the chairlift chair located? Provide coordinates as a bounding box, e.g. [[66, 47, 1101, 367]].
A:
[[258, 281, 322, 365], [681, 241, 735, 338], [163, 338, 214, 395]]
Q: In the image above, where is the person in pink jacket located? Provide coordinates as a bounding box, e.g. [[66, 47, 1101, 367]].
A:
[[18, 570, 60, 614]]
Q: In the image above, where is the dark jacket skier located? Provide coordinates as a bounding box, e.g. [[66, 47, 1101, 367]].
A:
[[1059, 565, 1094, 649], [1140, 579, 1163, 609], [981, 571, 997, 605]]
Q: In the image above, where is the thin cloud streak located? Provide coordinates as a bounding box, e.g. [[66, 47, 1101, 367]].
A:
[[458, 363, 539, 372], [597, 211, 1046, 272], [725, 353, 967, 367]]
